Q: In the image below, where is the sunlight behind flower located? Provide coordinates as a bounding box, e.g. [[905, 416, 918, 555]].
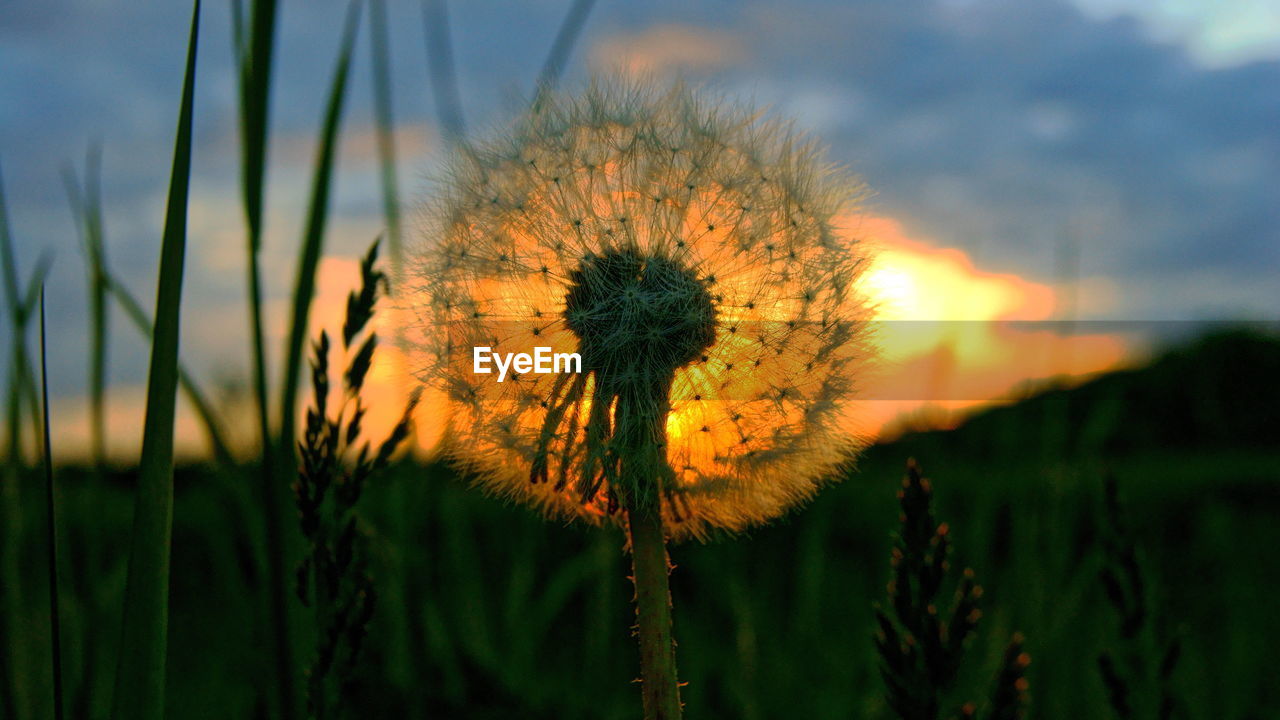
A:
[[853, 216, 1129, 436]]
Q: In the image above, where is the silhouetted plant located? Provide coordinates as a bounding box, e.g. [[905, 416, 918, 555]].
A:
[[1097, 473, 1182, 720], [407, 77, 874, 720], [294, 239, 417, 719], [875, 459, 1029, 720]]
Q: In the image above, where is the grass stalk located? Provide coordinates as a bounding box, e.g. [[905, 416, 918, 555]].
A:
[[63, 150, 235, 467], [102, 271, 235, 466], [60, 146, 109, 471], [233, 1, 297, 716], [421, 0, 465, 143], [1, 169, 51, 462], [533, 0, 597, 103], [38, 290, 64, 720], [875, 460, 1029, 720], [0, 165, 27, 720], [1, 162, 53, 720], [277, 0, 363, 460], [109, 3, 199, 717], [368, 0, 402, 276]]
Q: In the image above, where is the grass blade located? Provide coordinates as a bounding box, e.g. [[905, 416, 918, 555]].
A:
[[238, 0, 277, 251], [233, 1, 297, 716], [0, 160, 35, 720], [103, 271, 235, 467], [238, 0, 277, 463], [369, 0, 402, 275], [65, 153, 235, 467], [533, 0, 596, 103], [60, 145, 109, 470], [0, 165, 45, 461], [39, 289, 64, 720], [278, 0, 363, 459], [422, 0, 465, 143], [110, 3, 199, 717]]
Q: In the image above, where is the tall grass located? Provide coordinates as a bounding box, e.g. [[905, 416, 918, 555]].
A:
[[293, 239, 416, 718], [1096, 473, 1183, 720], [277, 0, 363, 478], [101, 268, 235, 466], [368, 0, 402, 276], [1, 161, 53, 720], [421, 0, 465, 143], [874, 460, 1028, 720], [534, 0, 597, 101], [109, 3, 199, 717], [230, 1, 296, 716], [0, 168, 50, 461], [39, 290, 65, 720], [63, 149, 238, 467], [60, 146, 109, 472]]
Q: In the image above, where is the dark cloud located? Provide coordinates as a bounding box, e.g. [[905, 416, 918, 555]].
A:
[[715, 0, 1279, 297]]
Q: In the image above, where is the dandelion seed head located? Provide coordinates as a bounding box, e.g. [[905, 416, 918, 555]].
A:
[[405, 78, 874, 541]]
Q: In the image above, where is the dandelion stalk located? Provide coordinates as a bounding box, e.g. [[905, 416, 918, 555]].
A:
[[627, 489, 682, 719]]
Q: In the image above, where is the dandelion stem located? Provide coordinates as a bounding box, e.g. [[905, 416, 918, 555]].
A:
[[620, 380, 683, 720], [627, 501, 682, 720]]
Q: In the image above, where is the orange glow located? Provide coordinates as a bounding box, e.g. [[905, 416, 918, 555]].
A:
[[369, 214, 1129, 457], [851, 216, 1128, 437], [48, 214, 1131, 464]]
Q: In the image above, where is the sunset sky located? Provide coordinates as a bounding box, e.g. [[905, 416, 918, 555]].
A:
[[2, 0, 1277, 458]]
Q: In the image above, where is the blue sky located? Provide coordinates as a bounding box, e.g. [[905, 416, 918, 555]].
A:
[[1, 0, 1277, 443]]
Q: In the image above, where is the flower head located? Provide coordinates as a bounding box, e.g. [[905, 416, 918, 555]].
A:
[[406, 79, 873, 541]]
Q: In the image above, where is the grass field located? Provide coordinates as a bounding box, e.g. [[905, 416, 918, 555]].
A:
[[4, 333, 1279, 718]]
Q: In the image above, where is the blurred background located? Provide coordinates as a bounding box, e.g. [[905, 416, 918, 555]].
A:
[[1, 0, 1277, 718]]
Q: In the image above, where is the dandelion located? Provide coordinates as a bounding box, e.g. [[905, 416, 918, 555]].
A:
[[405, 78, 873, 718]]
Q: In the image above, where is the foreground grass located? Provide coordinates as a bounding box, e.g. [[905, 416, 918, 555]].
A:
[[4, 444, 1276, 719]]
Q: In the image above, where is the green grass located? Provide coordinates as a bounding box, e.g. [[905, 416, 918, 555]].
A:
[[368, 0, 403, 277], [99, 268, 234, 467], [277, 0, 363, 465], [230, 0, 294, 716], [60, 146, 109, 471], [39, 292, 65, 720], [109, 4, 199, 717], [1, 160, 47, 720], [3, 444, 1273, 719]]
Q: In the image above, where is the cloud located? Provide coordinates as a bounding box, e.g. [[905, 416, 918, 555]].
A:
[[721, 0, 1279, 313], [1070, 0, 1280, 68], [589, 24, 745, 77], [5, 0, 1278, 457]]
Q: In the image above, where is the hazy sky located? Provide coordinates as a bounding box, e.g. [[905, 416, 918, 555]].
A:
[[2, 0, 1277, 416]]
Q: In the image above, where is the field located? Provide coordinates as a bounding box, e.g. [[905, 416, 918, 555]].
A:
[[4, 334, 1278, 719]]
